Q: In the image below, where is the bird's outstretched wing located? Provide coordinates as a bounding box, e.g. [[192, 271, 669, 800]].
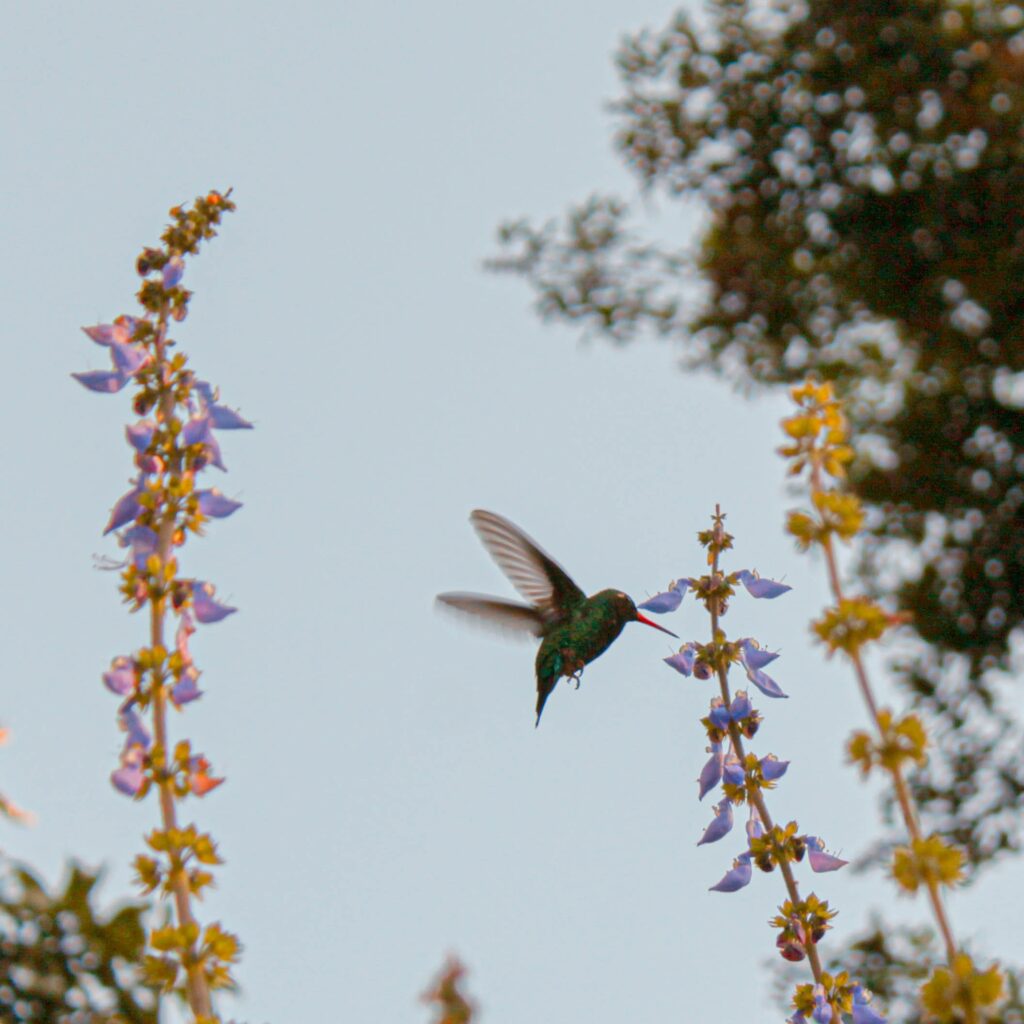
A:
[[435, 592, 546, 638], [469, 510, 586, 621]]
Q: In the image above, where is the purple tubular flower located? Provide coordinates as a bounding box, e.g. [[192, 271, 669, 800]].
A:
[[738, 643, 788, 698], [638, 589, 683, 614], [747, 668, 787, 699], [852, 986, 886, 1024], [83, 324, 117, 345], [639, 579, 688, 614], [709, 852, 752, 892], [195, 380, 254, 429], [103, 657, 136, 696], [735, 569, 792, 599], [72, 369, 128, 393], [708, 698, 731, 730], [805, 836, 849, 873], [191, 581, 237, 623], [110, 341, 150, 376], [698, 743, 723, 800], [181, 415, 211, 446], [104, 483, 143, 535], [722, 756, 745, 787], [697, 798, 734, 846], [171, 667, 202, 707], [120, 525, 159, 569], [738, 639, 779, 670], [112, 756, 146, 797], [664, 644, 697, 676], [182, 415, 227, 471], [208, 404, 253, 429], [746, 815, 764, 842], [729, 691, 752, 720], [163, 255, 185, 288], [197, 489, 243, 518], [788, 1014, 808, 1024], [119, 707, 151, 751], [812, 986, 833, 1024], [760, 755, 790, 782], [126, 420, 155, 454]]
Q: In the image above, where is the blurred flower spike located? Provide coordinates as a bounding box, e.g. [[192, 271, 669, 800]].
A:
[[77, 190, 244, 1020]]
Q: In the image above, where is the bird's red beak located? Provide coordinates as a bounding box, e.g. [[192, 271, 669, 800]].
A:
[[636, 612, 678, 638]]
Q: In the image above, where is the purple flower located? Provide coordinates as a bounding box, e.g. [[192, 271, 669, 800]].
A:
[[698, 743, 723, 799], [739, 640, 787, 699], [812, 985, 833, 1023], [805, 836, 848, 873], [664, 644, 697, 676], [738, 639, 779, 670], [119, 707, 151, 751], [735, 569, 792, 599], [195, 380, 253, 429], [191, 581, 237, 623], [126, 420, 155, 454], [163, 255, 185, 288], [709, 852, 752, 892], [104, 480, 144, 535], [182, 414, 228, 472], [75, 318, 150, 394], [197, 489, 243, 518], [119, 525, 159, 569], [171, 667, 202, 707], [72, 369, 129, 393], [708, 697, 731, 730], [722, 754, 745, 787], [112, 749, 146, 797], [760, 755, 790, 782], [851, 986, 886, 1024], [109, 340, 150, 376], [697, 798, 734, 846], [639, 579, 689, 614], [103, 656, 136, 696], [84, 317, 137, 346], [729, 691, 753, 720]]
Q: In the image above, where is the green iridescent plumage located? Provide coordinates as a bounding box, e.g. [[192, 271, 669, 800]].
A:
[[438, 510, 676, 724]]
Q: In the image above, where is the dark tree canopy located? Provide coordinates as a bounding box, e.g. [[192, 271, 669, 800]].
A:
[[493, 0, 1024, 870], [0, 860, 156, 1023]]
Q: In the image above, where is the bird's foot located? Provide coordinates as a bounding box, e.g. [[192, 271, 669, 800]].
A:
[[570, 669, 584, 690]]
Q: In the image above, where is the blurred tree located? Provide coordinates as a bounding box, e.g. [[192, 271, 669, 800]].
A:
[[0, 860, 156, 1023], [492, 0, 1024, 873]]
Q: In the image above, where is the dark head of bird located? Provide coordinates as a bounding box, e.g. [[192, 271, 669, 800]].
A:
[[600, 588, 678, 637]]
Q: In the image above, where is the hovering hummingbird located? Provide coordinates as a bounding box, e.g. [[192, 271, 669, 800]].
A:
[[437, 510, 678, 725]]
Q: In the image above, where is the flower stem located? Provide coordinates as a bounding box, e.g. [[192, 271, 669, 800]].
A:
[[708, 528, 823, 983], [812, 463, 959, 967], [151, 315, 212, 1020]]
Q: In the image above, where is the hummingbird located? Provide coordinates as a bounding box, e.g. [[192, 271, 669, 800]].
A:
[[437, 509, 678, 725]]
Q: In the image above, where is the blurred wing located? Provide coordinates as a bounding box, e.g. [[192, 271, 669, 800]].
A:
[[436, 592, 545, 639], [470, 510, 586, 620]]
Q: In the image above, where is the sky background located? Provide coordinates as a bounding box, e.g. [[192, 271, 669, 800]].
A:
[[2, 2, 1020, 1022]]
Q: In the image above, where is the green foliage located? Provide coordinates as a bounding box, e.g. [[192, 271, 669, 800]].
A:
[[0, 859, 157, 1023], [493, 0, 1024, 873]]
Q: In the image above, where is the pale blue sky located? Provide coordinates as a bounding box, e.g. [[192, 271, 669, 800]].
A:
[[1, 3, 1018, 1022]]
